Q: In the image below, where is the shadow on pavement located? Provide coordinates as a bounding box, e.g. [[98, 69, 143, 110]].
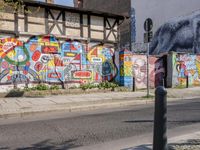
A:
[[0, 139, 81, 150], [121, 144, 152, 150], [124, 120, 200, 123]]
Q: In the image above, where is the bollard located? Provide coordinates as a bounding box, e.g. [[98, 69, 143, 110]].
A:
[[186, 75, 189, 88], [153, 86, 168, 150], [132, 77, 135, 92]]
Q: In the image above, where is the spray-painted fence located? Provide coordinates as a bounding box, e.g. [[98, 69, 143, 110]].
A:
[[0, 35, 117, 88]]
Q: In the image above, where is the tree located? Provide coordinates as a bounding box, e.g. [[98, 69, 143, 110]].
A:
[[0, 0, 25, 12]]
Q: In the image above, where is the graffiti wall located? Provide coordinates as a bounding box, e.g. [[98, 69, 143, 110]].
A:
[[119, 50, 165, 89], [132, 55, 147, 89], [172, 53, 200, 87], [149, 10, 200, 55], [132, 55, 165, 89], [0, 35, 117, 87]]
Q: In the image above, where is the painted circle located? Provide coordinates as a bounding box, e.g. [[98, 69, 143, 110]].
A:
[[32, 50, 41, 62], [23, 70, 28, 75], [1, 61, 9, 69], [34, 62, 43, 72], [18, 55, 24, 61], [30, 43, 37, 52]]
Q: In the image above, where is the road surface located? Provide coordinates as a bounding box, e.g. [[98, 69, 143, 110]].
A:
[[0, 98, 200, 149]]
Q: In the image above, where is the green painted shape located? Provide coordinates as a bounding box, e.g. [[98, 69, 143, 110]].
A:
[[4, 46, 30, 66]]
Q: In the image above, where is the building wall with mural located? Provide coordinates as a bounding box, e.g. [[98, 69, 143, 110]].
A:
[[0, 35, 117, 89], [131, 0, 200, 44]]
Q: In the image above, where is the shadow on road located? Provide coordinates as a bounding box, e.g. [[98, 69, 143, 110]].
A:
[[121, 144, 152, 150], [0, 139, 81, 150], [124, 120, 200, 123]]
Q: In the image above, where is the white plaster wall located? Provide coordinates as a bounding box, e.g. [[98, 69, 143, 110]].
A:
[[131, 0, 200, 43]]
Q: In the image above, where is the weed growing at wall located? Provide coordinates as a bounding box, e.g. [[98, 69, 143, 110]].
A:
[[50, 85, 60, 90], [80, 81, 119, 91], [98, 81, 119, 89]]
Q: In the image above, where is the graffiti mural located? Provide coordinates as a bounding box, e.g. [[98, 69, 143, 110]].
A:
[[132, 55, 147, 89], [118, 51, 165, 89], [149, 10, 200, 55], [173, 53, 200, 87], [0, 35, 117, 86], [119, 49, 133, 87], [87, 44, 116, 82]]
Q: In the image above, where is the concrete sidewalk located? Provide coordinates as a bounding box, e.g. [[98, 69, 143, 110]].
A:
[[0, 87, 200, 118]]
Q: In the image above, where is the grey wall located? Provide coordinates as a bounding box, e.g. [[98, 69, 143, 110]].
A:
[[82, 0, 130, 16], [131, 0, 200, 43]]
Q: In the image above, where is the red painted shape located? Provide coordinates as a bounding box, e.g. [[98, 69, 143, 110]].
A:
[[23, 70, 28, 75], [95, 73, 98, 81], [42, 46, 58, 54], [70, 44, 77, 51], [32, 50, 41, 61], [74, 54, 81, 60], [91, 48, 98, 56], [34, 62, 43, 72], [48, 72, 62, 78], [7, 76, 11, 81], [54, 57, 63, 66], [2, 61, 9, 69], [73, 71, 91, 79], [30, 43, 37, 52]]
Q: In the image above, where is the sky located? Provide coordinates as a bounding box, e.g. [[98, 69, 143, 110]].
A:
[[54, 0, 74, 6], [37, 0, 74, 7]]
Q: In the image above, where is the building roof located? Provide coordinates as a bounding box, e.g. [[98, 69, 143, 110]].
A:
[[23, 0, 127, 19]]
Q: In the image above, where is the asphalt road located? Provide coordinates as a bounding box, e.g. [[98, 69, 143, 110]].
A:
[[0, 98, 200, 150]]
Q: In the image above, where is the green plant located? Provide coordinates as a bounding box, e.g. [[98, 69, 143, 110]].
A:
[[98, 81, 119, 89], [80, 83, 97, 90], [35, 84, 49, 91], [50, 85, 60, 90], [25, 84, 49, 91]]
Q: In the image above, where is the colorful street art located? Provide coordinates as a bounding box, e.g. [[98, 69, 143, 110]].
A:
[[0, 35, 117, 86], [132, 55, 165, 89], [173, 53, 200, 87], [119, 49, 165, 89], [119, 49, 133, 87], [132, 55, 147, 89]]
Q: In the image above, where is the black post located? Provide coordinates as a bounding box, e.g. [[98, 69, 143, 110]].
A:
[[132, 77, 135, 92], [153, 86, 168, 150], [186, 75, 189, 88]]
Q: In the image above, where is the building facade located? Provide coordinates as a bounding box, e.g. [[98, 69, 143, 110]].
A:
[[76, 0, 131, 48]]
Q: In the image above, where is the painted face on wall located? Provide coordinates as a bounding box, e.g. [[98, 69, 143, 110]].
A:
[[133, 58, 146, 83]]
